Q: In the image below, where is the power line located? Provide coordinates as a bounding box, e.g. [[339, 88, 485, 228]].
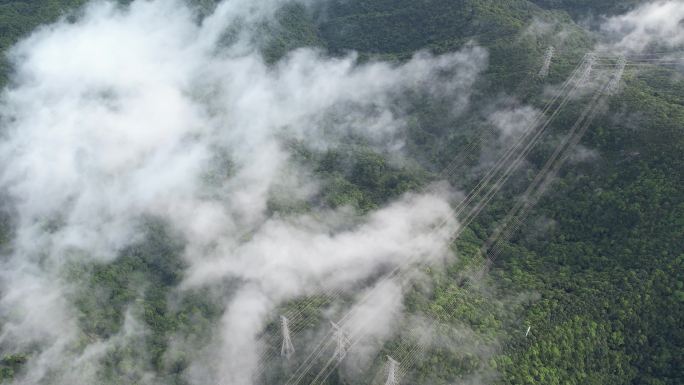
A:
[[295, 52, 630, 385], [290, 54, 594, 385]]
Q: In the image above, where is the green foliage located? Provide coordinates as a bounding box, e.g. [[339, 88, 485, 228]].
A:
[[0, 209, 10, 249], [0, 0, 90, 84], [312, 145, 429, 212], [0, 354, 27, 382], [262, 3, 324, 63], [530, 0, 649, 18], [0, 0, 682, 384], [66, 220, 222, 383], [305, 2, 682, 384]]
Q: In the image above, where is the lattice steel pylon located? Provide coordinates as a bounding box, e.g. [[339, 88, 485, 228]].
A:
[[331, 321, 351, 363], [538, 46, 555, 78], [608, 56, 627, 95], [579, 53, 598, 86], [281, 315, 295, 359], [384, 356, 400, 385]]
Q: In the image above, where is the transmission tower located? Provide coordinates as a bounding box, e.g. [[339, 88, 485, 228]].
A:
[[280, 316, 295, 359], [538, 46, 555, 78], [608, 56, 627, 94], [384, 356, 400, 385], [331, 321, 351, 363], [579, 53, 598, 86]]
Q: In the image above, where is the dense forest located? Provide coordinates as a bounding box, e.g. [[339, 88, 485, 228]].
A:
[[0, 0, 681, 384]]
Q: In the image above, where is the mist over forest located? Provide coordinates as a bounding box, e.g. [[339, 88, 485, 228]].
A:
[[0, 1, 681, 385]]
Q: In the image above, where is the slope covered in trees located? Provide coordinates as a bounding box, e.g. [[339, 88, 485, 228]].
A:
[[0, 1, 681, 384]]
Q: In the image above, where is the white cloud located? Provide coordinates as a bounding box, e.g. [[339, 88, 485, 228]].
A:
[[489, 106, 539, 140], [0, 0, 488, 383], [600, 1, 684, 53]]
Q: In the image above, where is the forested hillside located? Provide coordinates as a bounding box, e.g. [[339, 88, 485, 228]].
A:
[[0, 1, 681, 384]]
